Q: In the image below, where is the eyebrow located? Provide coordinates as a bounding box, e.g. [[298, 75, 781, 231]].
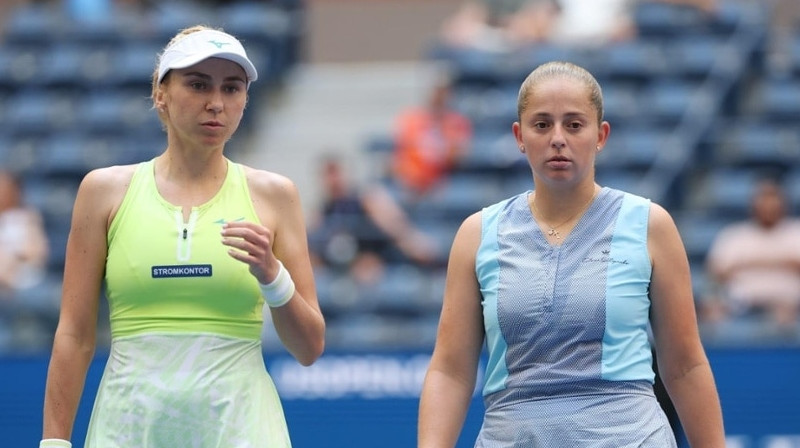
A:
[[531, 111, 588, 119], [182, 71, 247, 84]]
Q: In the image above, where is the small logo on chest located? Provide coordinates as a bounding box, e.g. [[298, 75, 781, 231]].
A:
[[583, 250, 629, 265]]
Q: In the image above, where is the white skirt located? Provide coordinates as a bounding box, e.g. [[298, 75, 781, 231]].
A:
[[85, 333, 291, 448]]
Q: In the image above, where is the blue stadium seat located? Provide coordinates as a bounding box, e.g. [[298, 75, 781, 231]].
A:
[[0, 45, 43, 88], [22, 175, 81, 272], [502, 172, 534, 198], [640, 79, 708, 126], [0, 48, 21, 92], [439, 47, 509, 87], [412, 172, 507, 223], [710, 121, 800, 172], [324, 313, 438, 350], [597, 126, 670, 171], [219, 2, 294, 81], [37, 43, 97, 89], [750, 77, 800, 123], [633, 0, 751, 39], [37, 132, 111, 177], [151, 2, 211, 42], [784, 169, 800, 210], [0, 136, 38, 175], [699, 168, 761, 219], [666, 35, 729, 80], [595, 39, 666, 83], [111, 41, 161, 88], [81, 91, 158, 135], [312, 266, 366, 317], [789, 33, 800, 77], [5, 89, 77, 137], [595, 168, 650, 198], [674, 211, 732, 266], [1, 3, 63, 47], [601, 82, 640, 125], [461, 129, 524, 173], [368, 264, 429, 316], [450, 85, 518, 133]]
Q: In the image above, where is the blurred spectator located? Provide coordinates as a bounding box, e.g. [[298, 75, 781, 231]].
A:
[[0, 170, 50, 351], [0, 170, 49, 296], [390, 73, 473, 197], [308, 154, 440, 285], [702, 177, 800, 341], [437, 0, 719, 52], [549, 0, 719, 48], [438, 0, 558, 52]]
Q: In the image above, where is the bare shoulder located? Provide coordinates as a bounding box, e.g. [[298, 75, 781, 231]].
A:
[[453, 210, 483, 251], [241, 165, 299, 202], [647, 201, 679, 237], [80, 164, 137, 198], [460, 210, 483, 234], [76, 164, 138, 218]]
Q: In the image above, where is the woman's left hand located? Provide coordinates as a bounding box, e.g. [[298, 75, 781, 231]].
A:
[[221, 220, 280, 284]]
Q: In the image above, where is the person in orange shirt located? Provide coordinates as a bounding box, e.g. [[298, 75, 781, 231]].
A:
[[391, 76, 472, 196]]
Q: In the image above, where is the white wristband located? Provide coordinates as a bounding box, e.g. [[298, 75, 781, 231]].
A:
[[40, 439, 72, 448], [260, 261, 295, 308]]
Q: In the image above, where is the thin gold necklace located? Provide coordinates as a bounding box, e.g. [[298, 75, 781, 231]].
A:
[[531, 188, 598, 240]]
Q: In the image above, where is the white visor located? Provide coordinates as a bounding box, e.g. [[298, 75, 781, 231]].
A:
[[157, 29, 258, 87]]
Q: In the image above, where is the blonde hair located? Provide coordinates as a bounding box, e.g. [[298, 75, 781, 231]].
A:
[[517, 61, 604, 125]]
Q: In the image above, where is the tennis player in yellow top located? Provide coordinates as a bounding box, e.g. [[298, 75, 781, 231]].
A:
[[40, 25, 325, 448]]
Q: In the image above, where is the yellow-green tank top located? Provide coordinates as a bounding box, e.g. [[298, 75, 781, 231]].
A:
[[105, 159, 264, 340]]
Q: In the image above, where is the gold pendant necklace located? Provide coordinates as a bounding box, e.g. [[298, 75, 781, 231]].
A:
[[531, 189, 598, 240]]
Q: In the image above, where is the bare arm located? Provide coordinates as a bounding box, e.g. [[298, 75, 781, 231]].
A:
[[226, 168, 325, 366], [360, 184, 439, 264], [648, 203, 725, 447], [42, 166, 130, 439], [418, 212, 485, 448]]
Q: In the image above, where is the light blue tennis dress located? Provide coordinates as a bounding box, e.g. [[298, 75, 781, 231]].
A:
[[474, 187, 677, 447]]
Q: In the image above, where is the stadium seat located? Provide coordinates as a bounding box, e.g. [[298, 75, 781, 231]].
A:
[[5, 89, 77, 137], [1, 3, 62, 48], [597, 126, 671, 171], [640, 79, 711, 126], [666, 35, 729, 80], [37, 132, 109, 177], [461, 129, 524, 173], [81, 91, 158, 135], [709, 120, 800, 172], [595, 168, 651, 198], [698, 168, 761, 219], [674, 211, 732, 266], [749, 77, 800, 123], [219, 2, 294, 81], [412, 172, 507, 224], [783, 168, 800, 209], [111, 41, 161, 88], [601, 81, 641, 125], [596, 39, 666, 83], [38, 43, 99, 89], [368, 264, 429, 316], [789, 32, 800, 77], [633, 0, 749, 39]]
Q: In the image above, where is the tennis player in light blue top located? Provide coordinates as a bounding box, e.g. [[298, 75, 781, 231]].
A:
[[419, 61, 725, 447], [41, 25, 325, 447]]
